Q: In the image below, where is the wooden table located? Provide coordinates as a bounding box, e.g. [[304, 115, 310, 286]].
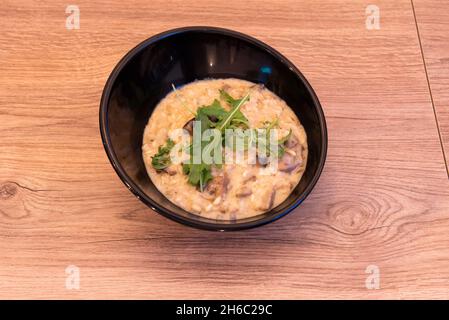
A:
[[1, 0, 449, 299]]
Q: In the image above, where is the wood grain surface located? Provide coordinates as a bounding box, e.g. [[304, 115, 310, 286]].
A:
[[1, 0, 449, 299], [413, 0, 449, 176]]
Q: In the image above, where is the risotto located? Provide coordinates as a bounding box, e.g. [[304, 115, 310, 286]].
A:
[[142, 78, 308, 220]]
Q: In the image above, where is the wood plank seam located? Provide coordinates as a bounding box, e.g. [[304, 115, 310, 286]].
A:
[[411, 0, 449, 179]]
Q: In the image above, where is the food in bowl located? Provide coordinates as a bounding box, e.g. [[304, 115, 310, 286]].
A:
[[142, 78, 308, 220]]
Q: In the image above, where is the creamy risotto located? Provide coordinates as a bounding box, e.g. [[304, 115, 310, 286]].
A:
[[142, 79, 307, 220]]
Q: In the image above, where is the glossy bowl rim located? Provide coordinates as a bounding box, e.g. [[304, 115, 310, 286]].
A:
[[99, 26, 327, 231]]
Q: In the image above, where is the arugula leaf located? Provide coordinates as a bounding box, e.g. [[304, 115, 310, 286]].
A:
[[256, 118, 278, 156], [195, 99, 227, 132], [181, 99, 226, 191], [254, 119, 293, 159], [219, 89, 237, 105], [277, 129, 292, 157], [196, 99, 227, 121], [182, 162, 213, 192], [151, 138, 175, 170], [218, 90, 250, 130], [181, 91, 250, 191]]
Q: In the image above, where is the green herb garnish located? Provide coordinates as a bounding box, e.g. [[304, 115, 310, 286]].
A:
[[181, 90, 250, 191], [251, 119, 293, 158], [218, 90, 250, 130], [182, 162, 213, 192], [195, 99, 227, 131], [153, 90, 293, 191], [277, 129, 292, 157], [151, 138, 175, 170]]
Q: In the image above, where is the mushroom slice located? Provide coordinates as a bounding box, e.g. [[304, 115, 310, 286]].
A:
[[183, 115, 219, 135], [202, 172, 229, 200], [256, 154, 269, 167], [235, 186, 252, 197], [285, 134, 299, 148], [278, 140, 303, 173], [278, 153, 302, 173], [255, 188, 276, 211], [163, 165, 177, 176], [183, 118, 195, 135]]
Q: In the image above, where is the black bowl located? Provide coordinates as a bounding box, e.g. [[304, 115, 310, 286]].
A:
[[99, 26, 327, 231]]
